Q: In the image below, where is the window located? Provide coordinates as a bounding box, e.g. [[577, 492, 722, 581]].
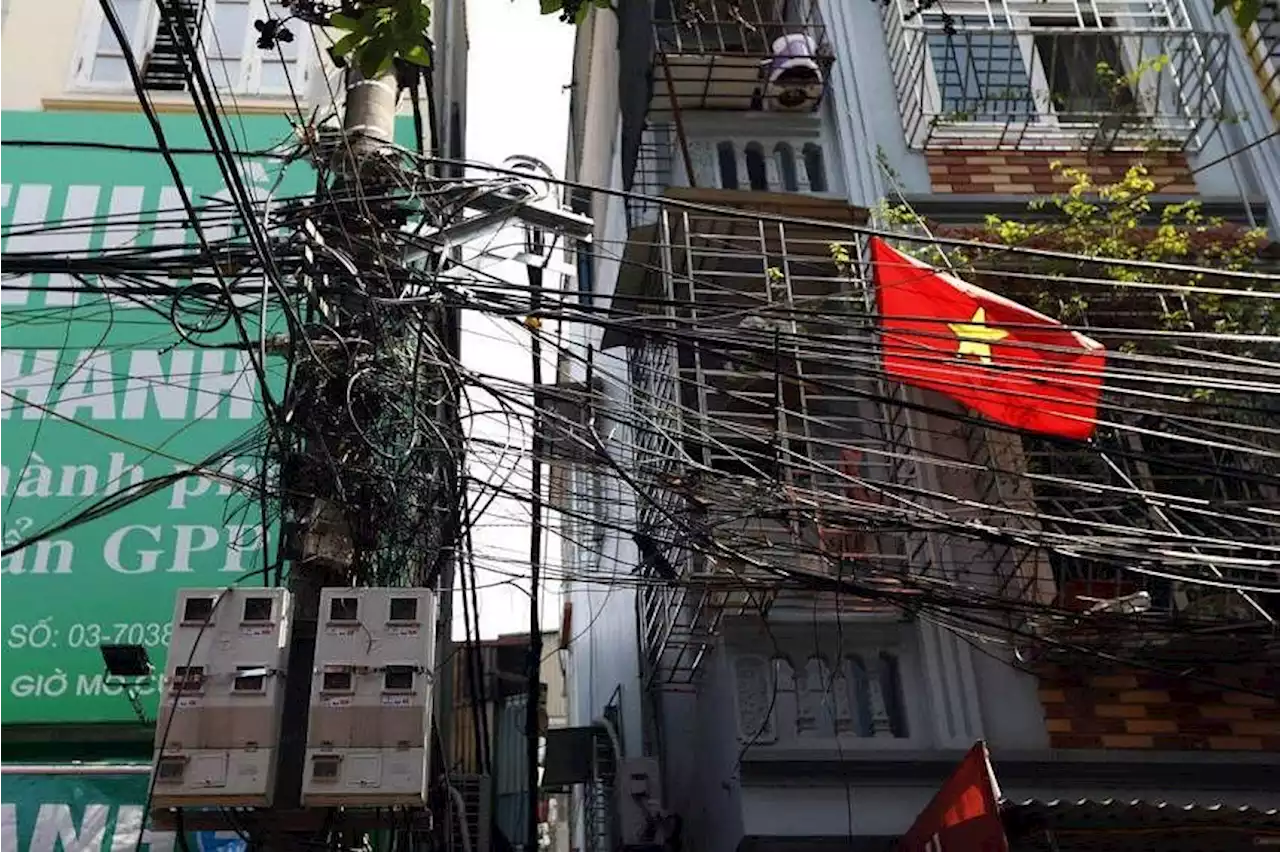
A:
[[389, 597, 419, 622], [329, 596, 358, 622], [322, 668, 354, 692], [775, 142, 799, 192], [172, 665, 206, 693], [311, 755, 341, 781], [72, 0, 311, 97], [1243, 0, 1279, 117], [744, 142, 769, 190], [383, 665, 415, 691], [716, 142, 739, 189], [156, 757, 188, 782], [922, 10, 1139, 124], [1024, 426, 1279, 622], [927, 16, 1034, 121], [576, 239, 595, 307], [802, 143, 827, 191], [1031, 18, 1135, 119], [887, 0, 1214, 148], [182, 596, 215, 624], [233, 665, 267, 693], [242, 596, 273, 622]]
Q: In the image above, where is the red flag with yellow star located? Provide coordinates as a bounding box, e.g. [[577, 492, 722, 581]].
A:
[[870, 237, 1106, 440]]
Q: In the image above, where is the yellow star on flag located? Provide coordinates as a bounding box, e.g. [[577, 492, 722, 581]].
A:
[[948, 307, 1009, 365]]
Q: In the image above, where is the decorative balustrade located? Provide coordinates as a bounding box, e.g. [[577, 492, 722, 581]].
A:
[[731, 648, 914, 746]]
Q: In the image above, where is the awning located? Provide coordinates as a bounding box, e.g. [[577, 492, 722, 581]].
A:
[[1001, 798, 1280, 852], [894, 743, 1280, 852]]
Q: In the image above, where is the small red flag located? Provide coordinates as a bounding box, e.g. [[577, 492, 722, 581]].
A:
[[871, 237, 1106, 440], [896, 742, 1008, 852]]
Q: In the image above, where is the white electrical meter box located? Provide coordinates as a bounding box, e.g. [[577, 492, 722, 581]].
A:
[[151, 587, 292, 808], [302, 587, 437, 806]]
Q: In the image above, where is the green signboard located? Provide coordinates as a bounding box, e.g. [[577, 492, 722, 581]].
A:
[[0, 111, 313, 724], [0, 768, 243, 851]]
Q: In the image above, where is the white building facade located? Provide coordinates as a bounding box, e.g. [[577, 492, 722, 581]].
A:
[[552, 1, 1280, 850]]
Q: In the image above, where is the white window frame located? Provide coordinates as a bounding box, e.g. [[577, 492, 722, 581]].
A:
[[69, 0, 313, 99], [912, 0, 1171, 138]]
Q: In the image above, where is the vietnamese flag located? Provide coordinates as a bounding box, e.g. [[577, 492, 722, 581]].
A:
[[870, 237, 1106, 440], [896, 741, 1008, 852]]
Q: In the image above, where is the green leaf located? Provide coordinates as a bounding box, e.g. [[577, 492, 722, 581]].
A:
[[330, 32, 363, 58], [540, 0, 563, 13], [329, 13, 362, 31], [358, 38, 391, 77], [402, 43, 432, 66], [1216, 0, 1262, 26], [1234, 0, 1262, 26]]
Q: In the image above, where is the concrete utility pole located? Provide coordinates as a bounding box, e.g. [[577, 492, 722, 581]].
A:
[[271, 63, 460, 846], [336, 70, 400, 164], [273, 65, 403, 821]]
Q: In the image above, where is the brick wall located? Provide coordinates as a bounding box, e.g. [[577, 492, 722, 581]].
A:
[[925, 151, 1196, 195], [1036, 663, 1280, 751]]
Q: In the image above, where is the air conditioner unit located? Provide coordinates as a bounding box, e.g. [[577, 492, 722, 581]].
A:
[[615, 757, 664, 849], [763, 34, 824, 112]]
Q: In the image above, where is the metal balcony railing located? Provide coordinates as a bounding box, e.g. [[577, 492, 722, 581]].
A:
[[884, 0, 1229, 150], [623, 204, 911, 687], [966, 271, 1280, 646], [650, 0, 834, 112], [1021, 431, 1279, 635]]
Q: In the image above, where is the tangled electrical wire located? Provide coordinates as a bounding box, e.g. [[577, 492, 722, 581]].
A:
[[5, 139, 1279, 643], [3, 8, 1280, 844]]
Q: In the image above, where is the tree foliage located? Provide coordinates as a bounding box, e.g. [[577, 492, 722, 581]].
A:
[[329, 0, 436, 77]]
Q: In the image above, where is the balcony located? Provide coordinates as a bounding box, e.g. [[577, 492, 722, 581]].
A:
[[649, 0, 834, 114], [958, 268, 1280, 655], [619, 198, 925, 686], [727, 639, 918, 748], [1015, 431, 1279, 658], [883, 0, 1229, 150], [626, 120, 837, 230]]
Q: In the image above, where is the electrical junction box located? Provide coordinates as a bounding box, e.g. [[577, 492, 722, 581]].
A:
[[303, 587, 437, 806], [151, 588, 292, 808]]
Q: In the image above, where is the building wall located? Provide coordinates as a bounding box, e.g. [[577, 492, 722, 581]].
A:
[[0, 0, 462, 148], [1036, 662, 1280, 752], [561, 0, 1280, 846], [1, 0, 84, 109], [924, 151, 1196, 195], [560, 5, 643, 756], [820, 0, 1280, 212]]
